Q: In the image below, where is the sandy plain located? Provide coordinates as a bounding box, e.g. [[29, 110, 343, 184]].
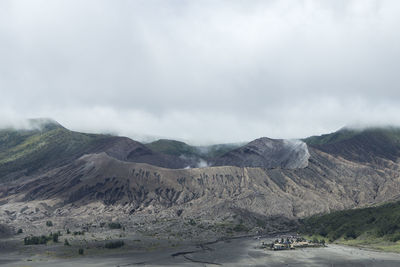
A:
[[1, 235, 400, 266]]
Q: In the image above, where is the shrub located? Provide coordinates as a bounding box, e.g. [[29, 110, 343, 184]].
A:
[[17, 228, 23, 234], [24, 235, 51, 245], [378, 223, 398, 237], [46, 221, 53, 227], [105, 240, 124, 249], [256, 219, 266, 228], [78, 248, 84, 255], [389, 232, 400, 242], [345, 229, 357, 240], [108, 222, 122, 229], [233, 224, 247, 232], [64, 239, 70, 246], [329, 231, 341, 242], [73, 231, 85, 236], [52, 233, 59, 243]]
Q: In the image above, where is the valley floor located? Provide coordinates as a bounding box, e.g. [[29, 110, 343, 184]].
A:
[[1, 236, 400, 266]]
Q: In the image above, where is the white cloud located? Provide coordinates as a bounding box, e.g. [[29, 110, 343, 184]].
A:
[[1, 0, 400, 144]]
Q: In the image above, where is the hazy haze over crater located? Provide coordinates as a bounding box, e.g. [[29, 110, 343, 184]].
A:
[[1, 0, 400, 144]]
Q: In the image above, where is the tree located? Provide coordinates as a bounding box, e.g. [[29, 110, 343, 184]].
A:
[[345, 229, 357, 240]]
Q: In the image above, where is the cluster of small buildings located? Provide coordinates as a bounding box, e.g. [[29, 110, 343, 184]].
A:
[[260, 235, 325, 251]]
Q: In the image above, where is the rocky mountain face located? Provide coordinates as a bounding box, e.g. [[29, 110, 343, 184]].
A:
[[1, 121, 400, 238]]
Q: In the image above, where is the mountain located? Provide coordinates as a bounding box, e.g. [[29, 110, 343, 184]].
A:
[[303, 127, 361, 145], [304, 126, 400, 164], [2, 140, 400, 238], [146, 139, 201, 157], [1, 121, 400, 241], [147, 137, 311, 169], [0, 119, 193, 182], [212, 137, 310, 169], [146, 139, 242, 163]]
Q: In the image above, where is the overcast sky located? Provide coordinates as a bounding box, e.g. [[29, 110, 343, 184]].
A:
[[1, 0, 400, 144]]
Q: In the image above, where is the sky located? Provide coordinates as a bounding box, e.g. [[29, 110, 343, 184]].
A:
[[1, 0, 400, 145]]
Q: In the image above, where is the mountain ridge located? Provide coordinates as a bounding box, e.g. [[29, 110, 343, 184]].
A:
[[2, 119, 400, 239]]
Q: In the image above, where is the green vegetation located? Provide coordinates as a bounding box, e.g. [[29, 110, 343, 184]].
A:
[[17, 228, 23, 234], [46, 220, 53, 227], [24, 231, 61, 245], [64, 239, 70, 246], [78, 248, 84, 255], [304, 126, 400, 146], [303, 128, 360, 145], [105, 240, 124, 249], [0, 120, 112, 182], [24, 232, 61, 245], [300, 200, 400, 252], [108, 222, 122, 229]]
